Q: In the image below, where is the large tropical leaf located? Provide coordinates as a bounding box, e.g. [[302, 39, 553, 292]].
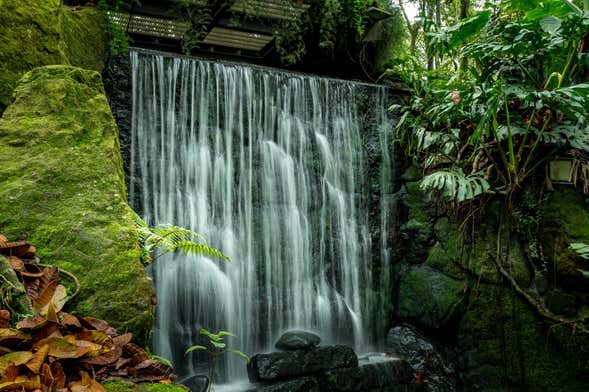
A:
[[421, 169, 491, 202]]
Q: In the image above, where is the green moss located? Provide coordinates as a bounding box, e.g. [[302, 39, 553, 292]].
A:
[[0, 66, 152, 344], [0, 1, 106, 111], [397, 265, 466, 329], [103, 381, 142, 392], [404, 182, 431, 238], [146, 384, 189, 392], [102, 381, 188, 392], [459, 284, 589, 391], [60, 7, 107, 72], [541, 188, 589, 286]]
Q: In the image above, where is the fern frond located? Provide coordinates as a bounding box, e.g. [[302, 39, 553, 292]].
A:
[[133, 212, 229, 264], [170, 241, 230, 262]]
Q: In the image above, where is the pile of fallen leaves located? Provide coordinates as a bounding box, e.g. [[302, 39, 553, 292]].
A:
[[0, 234, 174, 391]]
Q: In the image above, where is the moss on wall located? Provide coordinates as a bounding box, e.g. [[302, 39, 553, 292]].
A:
[[0, 66, 152, 344], [459, 284, 589, 391], [61, 7, 108, 73], [398, 181, 589, 390], [0, 1, 106, 111]]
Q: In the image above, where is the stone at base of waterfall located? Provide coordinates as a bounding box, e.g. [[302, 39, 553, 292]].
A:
[[386, 324, 457, 392], [321, 357, 414, 391], [246, 356, 419, 391], [275, 330, 321, 351], [247, 345, 357, 382], [246, 377, 319, 392], [178, 375, 209, 392]]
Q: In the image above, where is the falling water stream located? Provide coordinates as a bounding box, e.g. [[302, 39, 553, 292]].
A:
[[129, 49, 395, 386]]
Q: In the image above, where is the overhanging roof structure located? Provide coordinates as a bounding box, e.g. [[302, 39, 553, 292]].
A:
[[107, 0, 309, 58]]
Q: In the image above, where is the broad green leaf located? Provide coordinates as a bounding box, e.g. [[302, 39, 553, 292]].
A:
[[570, 242, 589, 259], [525, 0, 578, 20], [217, 331, 237, 339], [226, 348, 251, 364], [152, 354, 174, 368], [211, 341, 226, 349], [539, 15, 562, 34], [448, 11, 492, 49], [577, 269, 589, 277], [185, 345, 207, 355]]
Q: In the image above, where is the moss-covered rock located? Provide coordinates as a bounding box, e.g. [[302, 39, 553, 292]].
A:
[[396, 265, 466, 329], [541, 187, 589, 290], [0, 1, 106, 111], [458, 284, 589, 391], [61, 7, 108, 72], [0, 66, 152, 344]]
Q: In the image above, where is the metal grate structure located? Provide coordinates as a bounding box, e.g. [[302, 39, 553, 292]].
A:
[[230, 0, 310, 21], [106, 0, 309, 57], [202, 27, 273, 51], [108, 12, 190, 40]]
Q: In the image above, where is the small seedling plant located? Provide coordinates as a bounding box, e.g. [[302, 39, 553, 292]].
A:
[[185, 329, 250, 392]]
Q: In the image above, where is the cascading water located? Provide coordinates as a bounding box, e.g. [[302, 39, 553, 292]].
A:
[[129, 49, 396, 385]]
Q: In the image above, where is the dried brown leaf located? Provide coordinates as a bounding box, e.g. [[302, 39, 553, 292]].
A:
[[0, 312, 9, 329], [79, 318, 116, 337], [50, 363, 65, 389], [0, 329, 30, 348], [32, 280, 58, 312], [40, 363, 54, 389], [58, 313, 81, 329], [6, 257, 23, 272], [0, 351, 33, 374], [16, 316, 49, 331], [25, 345, 49, 374], [34, 336, 89, 359], [130, 359, 173, 382]]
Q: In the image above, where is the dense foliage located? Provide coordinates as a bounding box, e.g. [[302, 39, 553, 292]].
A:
[[394, 0, 589, 331]]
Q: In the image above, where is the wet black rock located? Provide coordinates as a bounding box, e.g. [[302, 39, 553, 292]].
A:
[[320, 357, 414, 391], [386, 324, 456, 392], [247, 345, 358, 382], [178, 374, 209, 392], [246, 377, 319, 392], [275, 330, 321, 351]]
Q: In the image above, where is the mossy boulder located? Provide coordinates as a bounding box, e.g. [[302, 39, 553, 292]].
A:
[[396, 265, 466, 329], [541, 188, 589, 290], [0, 66, 152, 344], [458, 284, 589, 391], [427, 216, 532, 287], [400, 182, 432, 263], [0, 0, 106, 111]]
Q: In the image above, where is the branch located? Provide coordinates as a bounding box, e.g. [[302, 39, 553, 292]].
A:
[[494, 215, 589, 335]]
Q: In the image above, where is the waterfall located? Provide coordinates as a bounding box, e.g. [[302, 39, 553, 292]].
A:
[[129, 49, 395, 383]]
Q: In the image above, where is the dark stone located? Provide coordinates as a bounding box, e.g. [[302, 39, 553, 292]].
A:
[[178, 375, 208, 392], [402, 166, 422, 182], [386, 324, 456, 392], [545, 289, 578, 317], [275, 330, 321, 351], [320, 357, 413, 391], [247, 345, 358, 382], [246, 377, 319, 392]]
